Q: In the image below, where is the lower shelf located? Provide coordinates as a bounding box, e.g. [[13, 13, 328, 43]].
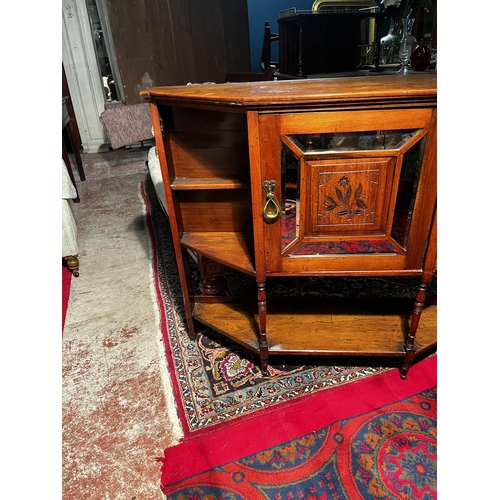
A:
[[193, 297, 437, 357], [181, 232, 255, 275]]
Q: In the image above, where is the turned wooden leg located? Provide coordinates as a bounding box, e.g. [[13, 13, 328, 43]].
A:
[[187, 250, 227, 296], [181, 248, 197, 340], [401, 209, 437, 379], [64, 255, 79, 277], [180, 251, 227, 341], [197, 256, 227, 295], [257, 281, 269, 376], [401, 282, 428, 379]]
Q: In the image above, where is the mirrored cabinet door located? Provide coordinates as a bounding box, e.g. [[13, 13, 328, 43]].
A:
[[260, 109, 436, 275]]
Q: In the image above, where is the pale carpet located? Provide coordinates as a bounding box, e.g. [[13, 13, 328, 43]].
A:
[[62, 149, 182, 500]]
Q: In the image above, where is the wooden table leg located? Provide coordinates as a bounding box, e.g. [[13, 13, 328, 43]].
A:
[[401, 210, 437, 379], [257, 281, 269, 376], [197, 256, 227, 295], [401, 282, 428, 379]]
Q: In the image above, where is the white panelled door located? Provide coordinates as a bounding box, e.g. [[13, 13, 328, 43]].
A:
[[62, 0, 110, 153]]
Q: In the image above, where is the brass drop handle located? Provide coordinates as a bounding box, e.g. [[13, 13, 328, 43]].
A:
[[262, 180, 281, 223]]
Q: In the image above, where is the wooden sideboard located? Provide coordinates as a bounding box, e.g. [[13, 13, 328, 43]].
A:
[[140, 74, 437, 379]]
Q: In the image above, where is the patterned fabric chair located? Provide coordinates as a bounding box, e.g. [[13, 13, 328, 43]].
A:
[[62, 159, 79, 277], [99, 102, 153, 150]]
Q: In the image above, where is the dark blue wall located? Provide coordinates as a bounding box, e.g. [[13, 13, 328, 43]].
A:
[[247, 0, 311, 72], [247, 0, 387, 72]]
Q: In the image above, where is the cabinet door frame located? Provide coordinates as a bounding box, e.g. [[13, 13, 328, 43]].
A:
[[258, 107, 437, 276]]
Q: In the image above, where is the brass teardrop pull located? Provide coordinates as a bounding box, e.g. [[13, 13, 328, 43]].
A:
[[262, 180, 281, 223]]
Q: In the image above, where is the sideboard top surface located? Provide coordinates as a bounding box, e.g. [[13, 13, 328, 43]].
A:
[[140, 74, 437, 110]]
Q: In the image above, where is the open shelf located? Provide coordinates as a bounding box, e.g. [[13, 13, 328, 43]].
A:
[[181, 232, 256, 275], [193, 297, 437, 356]]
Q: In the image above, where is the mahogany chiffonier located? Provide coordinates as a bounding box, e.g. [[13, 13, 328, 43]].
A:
[[140, 74, 437, 379]]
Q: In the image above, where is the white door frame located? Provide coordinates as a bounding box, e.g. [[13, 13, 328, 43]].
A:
[[62, 0, 110, 153]]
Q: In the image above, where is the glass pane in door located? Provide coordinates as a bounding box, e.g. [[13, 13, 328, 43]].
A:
[[391, 136, 427, 249], [288, 129, 420, 154], [281, 144, 300, 253]]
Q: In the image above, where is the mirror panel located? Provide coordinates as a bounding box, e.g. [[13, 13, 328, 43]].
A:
[[288, 129, 420, 154], [281, 143, 301, 253], [391, 136, 427, 249], [280, 129, 424, 255]]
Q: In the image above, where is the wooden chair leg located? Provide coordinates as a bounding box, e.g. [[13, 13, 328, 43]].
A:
[[64, 255, 79, 277]]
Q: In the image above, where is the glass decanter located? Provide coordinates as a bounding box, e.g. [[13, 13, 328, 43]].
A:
[[398, 18, 415, 75], [380, 16, 402, 65]]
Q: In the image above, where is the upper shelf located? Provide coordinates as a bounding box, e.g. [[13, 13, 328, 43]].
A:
[[140, 74, 437, 111]]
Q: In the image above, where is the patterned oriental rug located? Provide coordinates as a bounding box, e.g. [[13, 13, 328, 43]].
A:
[[142, 176, 437, 437], [158, 356, 437, 499]]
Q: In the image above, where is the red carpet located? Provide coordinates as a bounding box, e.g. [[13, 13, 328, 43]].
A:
[[159, 355, 436, 499], [62, 262, 72, 331]]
